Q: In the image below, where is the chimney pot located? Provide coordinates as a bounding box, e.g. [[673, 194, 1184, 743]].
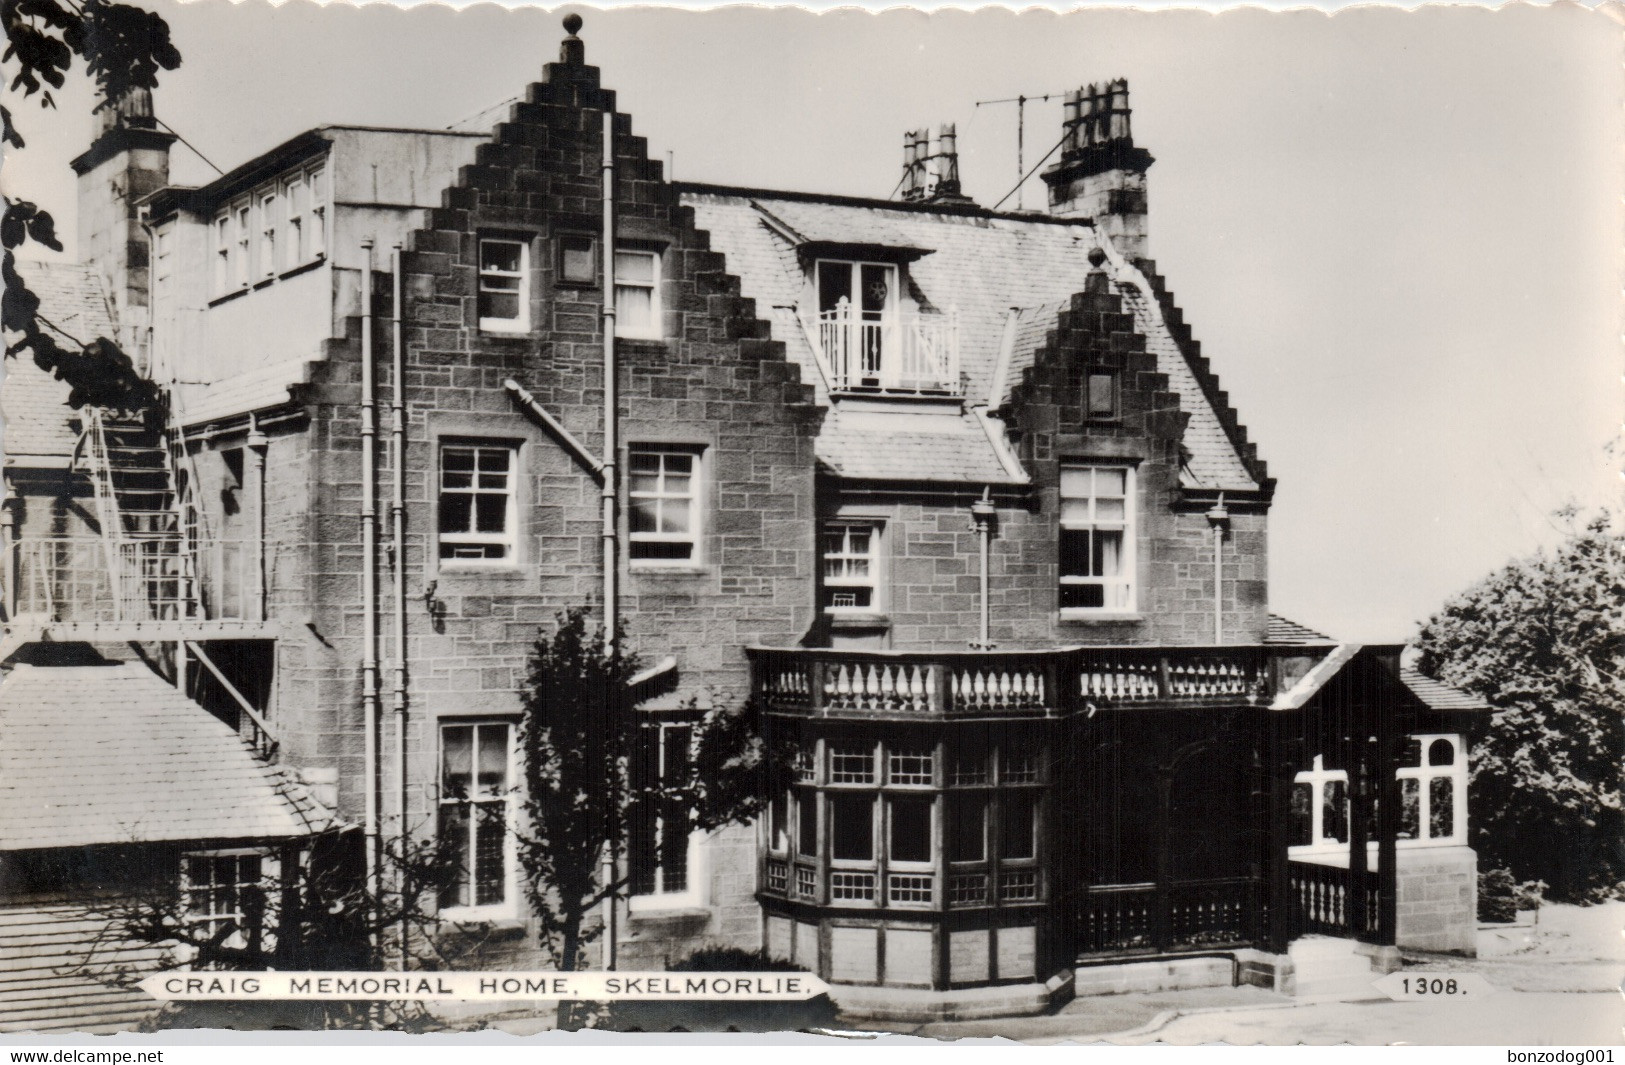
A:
[[559, 13, 585, 64]]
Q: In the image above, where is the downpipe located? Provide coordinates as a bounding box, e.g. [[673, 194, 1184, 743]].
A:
[[598, 105, 620, 972], [359, 241, 382, 913]]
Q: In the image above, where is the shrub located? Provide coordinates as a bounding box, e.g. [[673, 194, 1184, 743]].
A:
[[1478, 868, 1517, 923]]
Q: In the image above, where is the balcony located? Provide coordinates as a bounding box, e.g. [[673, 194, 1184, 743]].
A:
[[747, 645, 1276, 719], [813, 303, 961, 395], [4, 536, 276, 642]]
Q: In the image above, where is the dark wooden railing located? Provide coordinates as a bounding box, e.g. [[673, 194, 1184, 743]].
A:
[[1078, 877, 1260, 955], [748, 645, 1273, 718], [1289, 860, 1381, 941]]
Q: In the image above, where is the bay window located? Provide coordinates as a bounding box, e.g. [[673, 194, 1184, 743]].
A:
[[766, 734, 1045, 912], [1059, 465, 1134, 612], [438, 720, 514, 914]]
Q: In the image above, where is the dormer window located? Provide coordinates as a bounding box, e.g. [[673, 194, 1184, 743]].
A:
[[811, 258, 959, 395]]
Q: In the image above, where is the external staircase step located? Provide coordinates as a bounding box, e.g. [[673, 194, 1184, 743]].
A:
[[1287, 937, 1381, 998]]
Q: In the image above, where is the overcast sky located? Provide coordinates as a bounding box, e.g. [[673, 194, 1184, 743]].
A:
[[7, 1, 1619, 642]]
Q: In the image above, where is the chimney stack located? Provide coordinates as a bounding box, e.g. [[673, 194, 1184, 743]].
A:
[[70, 87, 175, 349], [900, 123, 974, 207], [1040, 80, 1154, 260]]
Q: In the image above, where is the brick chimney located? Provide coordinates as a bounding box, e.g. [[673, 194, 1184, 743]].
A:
[[900, 124, 974, 207], [1040, 80, 1154, 260], [69, 88, 175, 346]]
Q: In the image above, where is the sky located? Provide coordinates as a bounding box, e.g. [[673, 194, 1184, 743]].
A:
[[5, 1, 1619, 643]]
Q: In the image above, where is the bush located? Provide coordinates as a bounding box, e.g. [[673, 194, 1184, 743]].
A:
[[1478, 868, 1517, 923], [596, 946, 838, 1033]]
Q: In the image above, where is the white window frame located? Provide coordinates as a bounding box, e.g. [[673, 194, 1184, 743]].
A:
[[213, 216, 231, 295], [306, 165, 326, 260], [1398, 733, 1467, 846], [182, 848, 275, 952], [153, 227, 172, 302], [233, 203, 251, 289], [1058, 464, 1136, 615], [477, 237, 530, 333], [628, 719, 707, 912], [613, 247, 662, 340], [436, 719, 519, 921], [813, 258, 899, 390], [821, 520, 883, 615], [627, 445, 703, 567], [437, 441, 519, 566], [284, 174, 306, 269], [1290, 734, 1468, 857], [258, 191, 279, 281]]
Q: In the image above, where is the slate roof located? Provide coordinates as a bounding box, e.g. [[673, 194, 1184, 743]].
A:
[[0, 663, 336, 851], [1, 261, 115, 462], [1266, 614, 1336, 645], [1399, 663, 1491, 713], [816, 406, 1023, 484], [681, 187, 1260, 490]]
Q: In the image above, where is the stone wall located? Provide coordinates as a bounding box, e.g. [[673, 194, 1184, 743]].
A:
[[252, 41, 819, 961], [1395, 846, 1478, 955]]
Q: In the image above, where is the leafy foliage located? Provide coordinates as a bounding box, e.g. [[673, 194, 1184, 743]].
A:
[[73, 830, 486, 1031], [1415, 508, 1625, 901], [516, 609, 773, 984], [3, 0, 177, 414]]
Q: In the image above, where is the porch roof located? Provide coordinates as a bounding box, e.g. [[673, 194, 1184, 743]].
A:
[[0, 662, 335, 851], [1399, 663, 1490, 713]]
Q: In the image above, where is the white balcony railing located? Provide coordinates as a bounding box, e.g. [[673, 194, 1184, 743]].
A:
[[815, 301, 961, 395], [8, 536, 271, 625]]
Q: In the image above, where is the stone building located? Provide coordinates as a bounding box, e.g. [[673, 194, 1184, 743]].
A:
[[0, 20, 1488, 1030]]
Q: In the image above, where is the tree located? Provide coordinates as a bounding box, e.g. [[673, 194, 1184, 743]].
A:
[[516, 608, 774, 980], [1414, 507, 1625, 900], [3, 0, 178, 412]]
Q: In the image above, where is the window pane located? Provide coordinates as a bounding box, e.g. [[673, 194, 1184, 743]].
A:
[[629, 498, 658, 534], [1290, 782, 1314, 846], [830, 795, 874, 861], [947, 794, 986, 862], [439, 494, 472, 535], [476, 724, 508, 795], [1087, 371, 1117, 416], [630, 451, 661, 474], [482, 241, 523, 273], [442, 725, 473, 797], [999, 793, 1036, 860], [1059, 582, 1106, 610], [1059, 529, 1093, 578], [769, 793, 788, 852], [615, 251, 655, 283], [1399, 778, 1420, 840], [1323, 779, 1349, 844], [1428, 738, 1455, 767], [859, 264, 891, 314], [474, 804, 506, 905], [618, 285, 653, 328], [474, 494, 507, 534], [817, 261, 853, 312], [830, 743, 875, 784], [889, 797, 933, 864], [1095, 529, 1122, 577], [661, 498, 691, 535], [1059, 467, 1092, 499], [1429, 777, 1454, 839], [479, 291, 520, 321], [437, 803, 470, 909], [1097, 469, 1127, 496], [1095, 499, 1126, 522], [797, 791, 818, 857]]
